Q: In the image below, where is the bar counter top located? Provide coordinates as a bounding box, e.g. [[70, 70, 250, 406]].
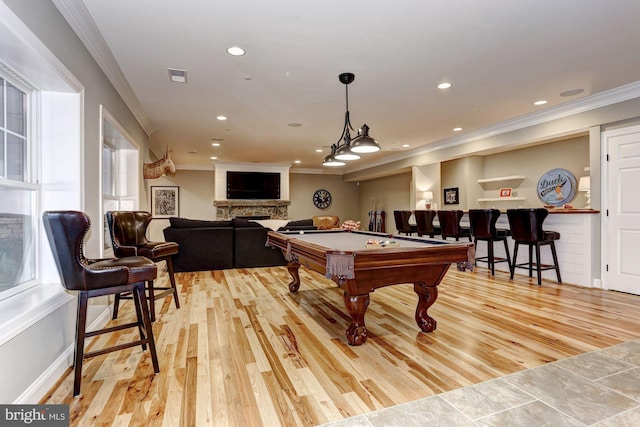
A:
[[545, 208, 600, 214]]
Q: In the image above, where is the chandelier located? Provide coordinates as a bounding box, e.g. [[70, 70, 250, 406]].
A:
[[323, 73, 380, 167]]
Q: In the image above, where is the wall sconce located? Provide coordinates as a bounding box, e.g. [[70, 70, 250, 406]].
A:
[[423, 191, 434, 209], [578, 176, 590, 208]]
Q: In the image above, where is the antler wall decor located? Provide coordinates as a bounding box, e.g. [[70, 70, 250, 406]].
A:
[[143, 147, 176, 179]]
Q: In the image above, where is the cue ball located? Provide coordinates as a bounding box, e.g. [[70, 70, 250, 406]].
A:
[[300, 231, 304, 234]]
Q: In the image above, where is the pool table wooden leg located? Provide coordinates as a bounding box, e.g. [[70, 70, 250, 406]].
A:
[[286, 261, 301, 292], [343, 292, 370, 346], [414, 282, 438, 332]]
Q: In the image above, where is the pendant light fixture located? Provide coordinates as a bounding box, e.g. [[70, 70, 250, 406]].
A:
[[322, 73, 380, 166]]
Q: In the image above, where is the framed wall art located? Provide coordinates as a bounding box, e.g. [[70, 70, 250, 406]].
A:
[[444, 187, 459, 205], [151, 186, 179, 218], [499, 188, 512, 198]]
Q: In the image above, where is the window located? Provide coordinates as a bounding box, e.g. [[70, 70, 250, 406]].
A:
[[0, 76, 37, 299], [101, 109, 138, 252]]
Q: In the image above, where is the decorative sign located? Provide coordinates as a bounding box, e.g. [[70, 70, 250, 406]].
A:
[[499, 188, 512, 198], [536, 168, 577, 207]]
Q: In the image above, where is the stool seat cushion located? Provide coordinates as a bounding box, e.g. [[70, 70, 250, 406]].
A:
[[136, 241, 179, 259], [543, 231, 561, 241], [90, 256, 157, 285], [496, 228, 511, 238]]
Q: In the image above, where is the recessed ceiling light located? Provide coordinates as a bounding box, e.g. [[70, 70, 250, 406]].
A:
[[217, 115, 227, 121], [437, 82, 452, 89], [210, 156, 218, 160], [294, 160, 301, 164], [188, 150, 197, 154], [211, 143, 221, 147], [402, 144, 411, 148], [226, 46, 245, 56], [168, 68, 187, 83], [453, 127, 462, 132], [560, 88, 584, 97], [315, 149, 323, 153], [533, 100, 547, 106]]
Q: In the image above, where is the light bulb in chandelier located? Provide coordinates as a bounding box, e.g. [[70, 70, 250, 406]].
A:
[[350, 124, 380, 153], [322, 144, 346, 167]]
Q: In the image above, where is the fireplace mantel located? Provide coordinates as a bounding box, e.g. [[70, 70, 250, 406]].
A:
[[213, 199, 291, 220]]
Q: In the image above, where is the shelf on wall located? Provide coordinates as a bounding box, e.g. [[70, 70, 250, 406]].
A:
[[478, 197, 526, 202], [477, 175, 526, 185]]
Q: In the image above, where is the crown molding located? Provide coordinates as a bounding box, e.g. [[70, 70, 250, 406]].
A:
[[52, 0, 153, 136], [346, 80, 640, 174]]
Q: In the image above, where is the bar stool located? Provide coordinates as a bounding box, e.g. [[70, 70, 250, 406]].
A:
[[468, 209, 512, 275], [42, 211, 160, 396], [107, 211, 180, 321], [393, 210, 417, 235], [437, 210, 472, 241], [507, 208, 562, 286], [414, 210, 440, 238]]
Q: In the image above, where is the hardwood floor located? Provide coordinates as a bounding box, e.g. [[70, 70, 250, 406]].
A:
[[41, 265, 640, 426]]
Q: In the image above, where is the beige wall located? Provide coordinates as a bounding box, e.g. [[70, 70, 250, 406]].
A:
[[289, 173, 360, 223], [413, 163, 442, 210], [146, 170, 215, 241], [358, 172, 412, 234], [435, 135, 589, 210], [478, 135, 589, 208], [441, 156, 483, 210]]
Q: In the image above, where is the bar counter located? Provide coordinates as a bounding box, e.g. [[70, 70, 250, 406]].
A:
[[415, 208, 601, 287], [472, 208, 600, 287]]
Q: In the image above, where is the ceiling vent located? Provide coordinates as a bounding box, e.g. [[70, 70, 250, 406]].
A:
[[168, 68, 187, 83]]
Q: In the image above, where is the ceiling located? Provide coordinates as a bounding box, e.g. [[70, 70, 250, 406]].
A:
[[55, 0, 640, 173]]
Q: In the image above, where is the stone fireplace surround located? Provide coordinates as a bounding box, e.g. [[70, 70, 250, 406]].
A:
[[213, 162, 291, 220], [213, 199, 291, 220]]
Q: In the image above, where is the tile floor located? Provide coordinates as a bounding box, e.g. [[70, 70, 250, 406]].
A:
[[320, 340, 640, 426]]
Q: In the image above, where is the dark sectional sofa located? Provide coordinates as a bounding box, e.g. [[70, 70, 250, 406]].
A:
[[162, 217, 316, 272]]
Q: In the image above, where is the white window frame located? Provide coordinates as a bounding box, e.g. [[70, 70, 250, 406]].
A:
[[0, 70, 39, 301], [100, 106, 139, 256], [0, 1, 83, 346]]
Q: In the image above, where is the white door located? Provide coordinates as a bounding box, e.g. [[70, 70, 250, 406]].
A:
[[604, 125, 640, 295]]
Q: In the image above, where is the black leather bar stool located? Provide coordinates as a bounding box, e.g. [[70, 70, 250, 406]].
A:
[[507, 208, 562, 286], [107, 211, 180, 321], [468, 209, 512, 275], [42, 211, 160, 396], [414, 210, 441, 238], [393, 210, 417, 235], [437, 210, 472, 241]]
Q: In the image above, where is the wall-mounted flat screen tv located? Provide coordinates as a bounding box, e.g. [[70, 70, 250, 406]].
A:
[[226, 171, 280, 200]]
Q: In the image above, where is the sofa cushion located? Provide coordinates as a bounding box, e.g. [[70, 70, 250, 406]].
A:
[[312, 215, 340, 230], [232, 218, 264, 228], [341, 220, 361, 231], [169, 217, 233, 229], [286, 219, 314, 227]]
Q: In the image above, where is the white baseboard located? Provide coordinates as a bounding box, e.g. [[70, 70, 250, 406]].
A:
[[13, 306, 112, 403]]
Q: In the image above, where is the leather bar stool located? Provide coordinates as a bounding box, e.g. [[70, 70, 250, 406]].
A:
[[393, 210, 417, 235], [507, 208, 562, 286], [468, 209, 512, 275], [107, 211, 180, 321], [414, 210, 441, 238], [42, 211, 160, 396], [437, 210, 472, 241]]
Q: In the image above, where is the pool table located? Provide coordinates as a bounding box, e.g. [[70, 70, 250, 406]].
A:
[[266, 229, 473, 345]]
